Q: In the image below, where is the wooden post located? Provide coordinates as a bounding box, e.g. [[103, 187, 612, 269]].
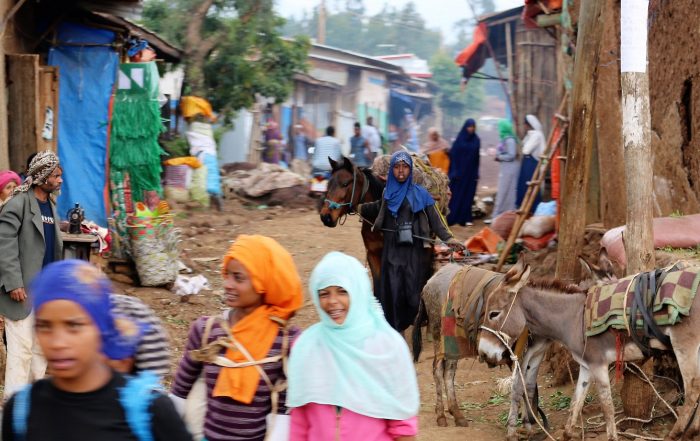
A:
[[619, 0, 656, 425], [596, 0, 626, 228], [505, 21, 514, 104], [554, 0, 605, 283]]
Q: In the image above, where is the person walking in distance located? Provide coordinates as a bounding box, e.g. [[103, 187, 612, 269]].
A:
[[362, 116, 382, 161], [0, 150, 64, 399]]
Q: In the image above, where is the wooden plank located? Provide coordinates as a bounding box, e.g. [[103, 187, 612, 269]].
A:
[[7, 53, 40, 172], [554, 1, 605, 283], [38, 66, 59, 152]]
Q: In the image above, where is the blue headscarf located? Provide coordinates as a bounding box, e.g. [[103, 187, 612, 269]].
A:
[[287, 252, 419, 419], [384, 151, 435, 217], [32, 260, 145, 361]]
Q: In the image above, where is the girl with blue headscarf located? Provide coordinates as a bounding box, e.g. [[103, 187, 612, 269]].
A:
[[2, 260, 192, 441], [447, 118, 480, 226], [287, 252, 419, 440], [359, 151, 464, 331]]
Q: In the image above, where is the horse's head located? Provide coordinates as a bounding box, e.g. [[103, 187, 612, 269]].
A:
[[478, 256, 531, 367], [320, 156, 357, 228]]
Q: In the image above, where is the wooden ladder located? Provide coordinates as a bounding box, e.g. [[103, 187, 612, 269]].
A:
[[495, 96, 569, 272]]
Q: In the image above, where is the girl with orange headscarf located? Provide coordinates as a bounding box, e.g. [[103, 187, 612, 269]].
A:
[[171, 235, 303, 441]]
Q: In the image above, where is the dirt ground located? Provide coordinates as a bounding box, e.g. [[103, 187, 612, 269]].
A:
[[111, 200, 677, 441]]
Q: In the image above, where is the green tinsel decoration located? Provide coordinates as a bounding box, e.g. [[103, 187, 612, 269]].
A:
[[110, 62, 165, 203]]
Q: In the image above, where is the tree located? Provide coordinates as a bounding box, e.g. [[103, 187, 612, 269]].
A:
[[282, 1, 442, 60], [142, 0, 309, 113], [430, 51, 484, 137]]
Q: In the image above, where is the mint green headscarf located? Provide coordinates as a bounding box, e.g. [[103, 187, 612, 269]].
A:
[[286, 252, 419, 420], [498, 119, 518, 141]]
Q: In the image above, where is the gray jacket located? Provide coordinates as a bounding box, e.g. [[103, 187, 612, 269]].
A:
[[0, 191, 63, 320]]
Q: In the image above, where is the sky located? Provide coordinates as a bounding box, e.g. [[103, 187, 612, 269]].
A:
[[275, 0, 523, 44]]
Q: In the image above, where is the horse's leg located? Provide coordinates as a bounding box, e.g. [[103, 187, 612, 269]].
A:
[[445, 359, 468, 427], [433, 356, 448, 427], [589, 363, 618, 441], [563, 364, 592, 441]]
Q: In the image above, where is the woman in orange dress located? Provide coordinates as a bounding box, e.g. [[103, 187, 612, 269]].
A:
[[421, 128, 450, 173]]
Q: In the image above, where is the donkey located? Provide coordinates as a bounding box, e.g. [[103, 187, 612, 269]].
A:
[[478, 258, 700, 441], [319, 157, 385, 293], [413, 263, 550, 436]]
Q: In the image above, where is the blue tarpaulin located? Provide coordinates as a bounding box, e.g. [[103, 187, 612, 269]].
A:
[[48, 23, 118, 226]]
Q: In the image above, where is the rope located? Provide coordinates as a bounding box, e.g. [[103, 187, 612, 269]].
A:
[[480, 325, 556, 441]]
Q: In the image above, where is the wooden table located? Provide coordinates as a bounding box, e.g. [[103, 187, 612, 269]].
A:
[[61, 233, 98, 261]]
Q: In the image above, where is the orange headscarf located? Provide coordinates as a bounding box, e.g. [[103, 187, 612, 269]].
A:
[[213, 235, 303, 403]]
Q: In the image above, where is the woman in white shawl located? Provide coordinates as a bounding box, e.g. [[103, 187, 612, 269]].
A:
[[516, 114, 546, 212]]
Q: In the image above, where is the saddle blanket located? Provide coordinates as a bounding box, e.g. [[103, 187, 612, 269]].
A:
[[585, 266, 700, 337], [440, 266, 502, 360]]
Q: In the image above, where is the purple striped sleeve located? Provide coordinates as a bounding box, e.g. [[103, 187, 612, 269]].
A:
[[171, 316, 206, 398]]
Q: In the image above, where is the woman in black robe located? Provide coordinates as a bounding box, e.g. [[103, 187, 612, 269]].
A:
[[359, 151, 465, 331]]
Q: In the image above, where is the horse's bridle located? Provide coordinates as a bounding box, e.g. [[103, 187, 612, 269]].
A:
[[324, 166, 369, 215]]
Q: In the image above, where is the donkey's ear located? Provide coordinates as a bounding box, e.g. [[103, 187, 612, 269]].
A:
[[329, 157, 339, 170], [598, 249, 616, 278], [578, 255, 597, 280], [504, 253, 528, 283]]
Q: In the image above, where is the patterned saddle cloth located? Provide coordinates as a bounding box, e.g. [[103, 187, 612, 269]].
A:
[[439, 266, 503, 360], [585, 265, 700, 337]]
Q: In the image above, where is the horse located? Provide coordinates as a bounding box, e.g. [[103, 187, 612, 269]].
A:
[[319, 157, 385, 292], [412, 263, 550, 436], [479, 257, 700, 441]]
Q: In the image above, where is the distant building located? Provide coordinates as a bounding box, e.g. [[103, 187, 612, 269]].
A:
[[375, 54, 432, 79]]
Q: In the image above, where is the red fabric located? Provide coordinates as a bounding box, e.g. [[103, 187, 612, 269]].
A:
[[521, 231, 556, 251], [491, 210, 518, 240], [522, 0, 563, 28], [455, 23, 488, 67], [601, 214, 700, 271], [466, 227, 502, 254]]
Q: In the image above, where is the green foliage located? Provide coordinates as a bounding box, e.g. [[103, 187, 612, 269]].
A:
[[282, 1, 442, 60], [548, 391, 572, 411], [429, 50, 484, 137], [159, 135, 190, 158], [141, 0, 309, 114]]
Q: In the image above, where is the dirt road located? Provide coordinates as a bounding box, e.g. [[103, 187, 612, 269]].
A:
[[115, 200, 669, 441]]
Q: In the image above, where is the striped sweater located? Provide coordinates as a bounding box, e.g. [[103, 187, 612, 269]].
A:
[[171, 314, 299, 441], [110, 294, 171, 377]]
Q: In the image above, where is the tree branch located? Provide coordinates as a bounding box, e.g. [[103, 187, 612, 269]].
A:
[[198, 31, 227, 58], [185, 0, 216, 55]]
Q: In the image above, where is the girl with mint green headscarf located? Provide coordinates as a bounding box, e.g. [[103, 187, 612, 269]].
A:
[[287, 252, 419, 441], [490, 119, 520, 221]]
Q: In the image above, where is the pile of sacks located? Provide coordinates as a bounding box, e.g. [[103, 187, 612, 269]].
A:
[[162, 156, 209, 206], [222, 163, 307, 199]]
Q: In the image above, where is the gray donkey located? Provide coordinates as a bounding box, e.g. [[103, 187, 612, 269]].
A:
[[412, 263, 550, 438]]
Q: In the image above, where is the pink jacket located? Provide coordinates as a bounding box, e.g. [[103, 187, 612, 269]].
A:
[[290, 403, 418, 441]]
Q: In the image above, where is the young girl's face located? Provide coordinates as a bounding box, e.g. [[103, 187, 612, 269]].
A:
[[318, 285, 350, 324], [223, 259, 263, 312], [35, 299, 103, 382], [392, 161, 410, 183]]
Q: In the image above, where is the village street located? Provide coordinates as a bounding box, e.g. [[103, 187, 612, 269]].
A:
[[110, 200, 672, 441]]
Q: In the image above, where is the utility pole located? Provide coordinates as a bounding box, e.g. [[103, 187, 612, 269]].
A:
[[554, 1, 604, 283], [618, 0, 656, 425], [318, 0, 326, 45]]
